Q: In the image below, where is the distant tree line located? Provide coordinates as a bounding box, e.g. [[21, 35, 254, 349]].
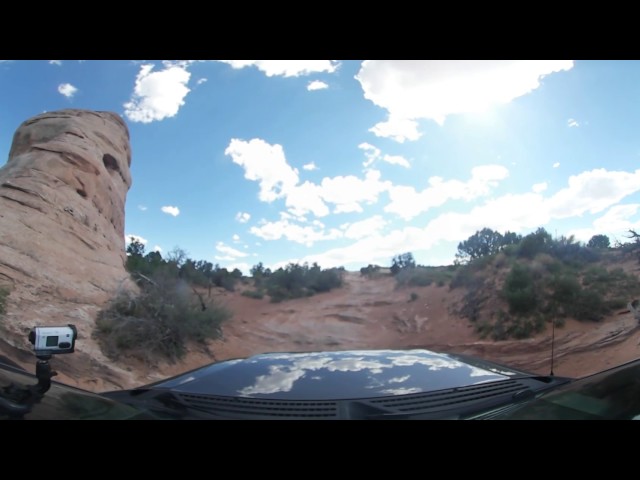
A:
[[244, 261, 345, 302], [126, 239, 242, 292], [455, 228, 614, 265]]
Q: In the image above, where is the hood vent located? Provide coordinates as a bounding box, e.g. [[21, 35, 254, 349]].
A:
[[177, 393, 339, 419]]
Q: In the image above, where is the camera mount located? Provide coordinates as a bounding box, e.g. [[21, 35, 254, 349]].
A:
[[0, 329, 72, 419], [0, 354, 59, 419]]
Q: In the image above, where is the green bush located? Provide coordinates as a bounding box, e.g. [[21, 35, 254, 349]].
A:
[[360, 264, 382, 277], [390, 252, 416, 275], [395, 266, 453, 288], [550, 274, 582, 305], [450, 264, 484, 290], [94, 272, 231, 363], [264, 263, 344, 302], [503, 264, 537, 315], [242, 289, 264, 299], [571, 289, 607, 322]]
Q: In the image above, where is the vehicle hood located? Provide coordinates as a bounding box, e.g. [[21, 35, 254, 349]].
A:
[[146, 349, 517, 400]]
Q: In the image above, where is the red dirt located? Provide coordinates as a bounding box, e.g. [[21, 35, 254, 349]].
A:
[[144, 271, 640, 386]]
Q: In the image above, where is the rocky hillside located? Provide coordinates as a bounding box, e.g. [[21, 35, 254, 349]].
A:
[[0, 109, 138, 390], [167, 266, 640, 385]]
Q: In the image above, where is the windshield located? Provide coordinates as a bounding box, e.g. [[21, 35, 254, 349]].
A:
[[483, 360, 640, 420], [1, 60, 640, 410]]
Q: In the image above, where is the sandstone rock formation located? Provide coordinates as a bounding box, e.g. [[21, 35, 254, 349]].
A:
[[0, 109, 137, 390]]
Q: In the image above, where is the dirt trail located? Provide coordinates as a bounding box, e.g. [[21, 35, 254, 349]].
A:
[[147, 272, 640, 385]]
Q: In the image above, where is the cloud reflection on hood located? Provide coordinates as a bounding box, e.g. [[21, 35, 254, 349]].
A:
[[237, 350, 506, 397]]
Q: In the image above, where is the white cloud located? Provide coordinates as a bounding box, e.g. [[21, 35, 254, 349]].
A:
[[292, 227, 428, 268], [359, 142, 381, 168], [553, 162, 561, 168], [593, 204, 640, 232], [279, 211, 306, 223], [356, 60, 574, 142], [227, 262, 251, 275], [49, 60, 62, 66], [153, 245, 162, 253], [569, 204, 640, 243], [161, 205, 180, 217], [250, 218, 342, 247], [292, 166, 640, 269], [423, 194, 551, 243], [216, 241, 249, 258], [385, 165, 509, 220], [382, 154, 410, 168], [302, 162, 318, 171], [218, 60, 339, 77], [307, 80, 329, 91], [285, 181, 330, 217], [225, 138, 299, 202], [358, 144, 410, 169], [232, 234, 241, 243], [293, 192, 550, 269], [125, 234, 147, 245], [342, 215, 387, 240], [369, 116, 422, 143], [568, 118, 580, 127], [196, 78, 208, 85], [319, 169, 390, 213], [124, 63, 191, 123], [228, 138, 392, 217], [545, 168, 640, 219], [58, 83, 78, 98], [137, 204, 148, 211], [532, 182, 548, 193], [236, 212, 251, 223]]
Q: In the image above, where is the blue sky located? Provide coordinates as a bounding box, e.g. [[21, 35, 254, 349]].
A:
[[1, 60, 639, 273]]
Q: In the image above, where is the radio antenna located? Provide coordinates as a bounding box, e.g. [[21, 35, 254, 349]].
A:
[[549, 318, 556, 376]]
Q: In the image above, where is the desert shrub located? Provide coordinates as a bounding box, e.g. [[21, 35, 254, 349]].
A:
[[242, 289, 264, 299], [450, 264, 484, 290], [265, 263, 343, 302], [360, 264, 382, 278], [550, 274, 582, 305], [390, 252, 416, 275], [475, 321, 494, 339], [478, 310, 547, 341], [588, 234, 611, 249], [503, 264, 537, 315], [606, 297, 628, 310], [95, 272, 231, 363], [396, 266, 453, 288], [458, 280, 488, 322], [518, 228, 552, 259], [494, 252, 509, 269], [409, 292, 419, 302], [396, 268, 431, 287], [571, 289, 607, 322]]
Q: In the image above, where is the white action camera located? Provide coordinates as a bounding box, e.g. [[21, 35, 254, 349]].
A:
[[28, 324, 77, 356]]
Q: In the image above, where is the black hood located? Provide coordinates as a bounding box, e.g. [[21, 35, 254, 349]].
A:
[[148, 349, 518, 401]]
